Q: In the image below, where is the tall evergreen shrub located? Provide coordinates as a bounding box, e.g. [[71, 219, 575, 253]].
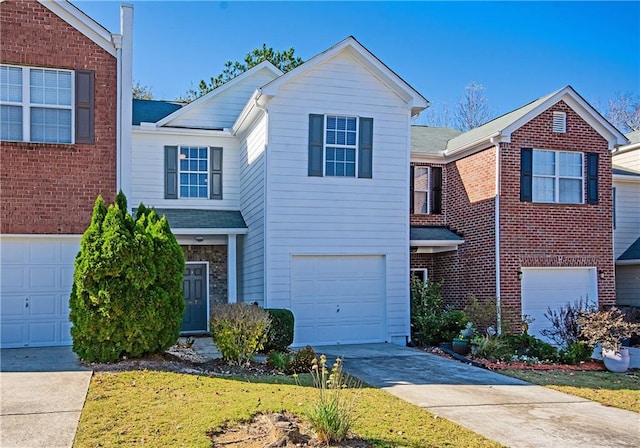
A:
[[69, 193, 185, 362]]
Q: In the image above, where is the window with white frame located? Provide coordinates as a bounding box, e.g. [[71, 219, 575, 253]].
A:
[[0, 65, 73, 143], [179, 146, 209, 198], [413, 166, 430, 214], [410, 268, 428, 283], [325, 115, 357, 177], [532, 149, 583, 203]]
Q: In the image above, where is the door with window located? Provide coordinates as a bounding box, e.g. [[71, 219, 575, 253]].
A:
[[181, 264, 208, 333]]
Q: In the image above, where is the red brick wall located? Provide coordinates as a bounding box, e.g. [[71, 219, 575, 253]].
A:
[[499, 100, 615, 326], [0, 0, 117, 234]]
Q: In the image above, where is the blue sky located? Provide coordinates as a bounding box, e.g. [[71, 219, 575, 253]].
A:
[[74, 1, 639, 119]]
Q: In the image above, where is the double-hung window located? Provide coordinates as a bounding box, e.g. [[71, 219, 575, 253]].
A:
[[1, 65, 77, 144], [410, 165, 442, 214], [165, 146, 223, 200], [521, 148, 598, 204], [308, 114, 373, 178]]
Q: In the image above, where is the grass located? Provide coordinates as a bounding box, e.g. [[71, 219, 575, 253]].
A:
[[74, 370, 503, 448], [499, 369, 640, 413]]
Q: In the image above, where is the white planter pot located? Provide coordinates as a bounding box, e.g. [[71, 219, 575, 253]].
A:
[[602, 348, 630, 373]]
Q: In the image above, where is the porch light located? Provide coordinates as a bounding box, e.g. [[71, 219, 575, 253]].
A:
[[518, 270, 523, 281], [195, 235, 204, 242], [599, 270, 605, 280]]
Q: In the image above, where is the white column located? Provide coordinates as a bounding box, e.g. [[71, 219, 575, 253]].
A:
[[227, 234, 237, 303]]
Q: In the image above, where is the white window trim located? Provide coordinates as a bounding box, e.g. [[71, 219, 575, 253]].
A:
[[0, 64, 75, 144], [178, 145, 210, 199], [323, 114, 359, 177], [533, 149, 584, 204], [413, 166, 432, 214], [410, 268, 428, 283]]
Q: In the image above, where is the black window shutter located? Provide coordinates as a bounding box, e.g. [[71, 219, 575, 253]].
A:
[[358, 117, 373, 178], [210, 147, 223, 200], [431, 166, 443, 214], [409, 166, 415, 214], [587, 152, 599, 204], [75, 70, 94, 144], [520, 148, 533, 202], [164, 146, 178, 199], [308, 114, 324, 176]]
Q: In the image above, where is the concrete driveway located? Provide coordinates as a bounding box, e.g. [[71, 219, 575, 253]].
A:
[[315, 343, 640, 448], [1, 346, 91, 448]]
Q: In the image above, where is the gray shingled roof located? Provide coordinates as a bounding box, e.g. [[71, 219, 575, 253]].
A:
[[411, 126, 462, 155], [133, 99, 183, 125], [410, 226, 463, 241], [151, 209, 247, 229], [619, 237, 640, 261], [626, 130, 640, 144]]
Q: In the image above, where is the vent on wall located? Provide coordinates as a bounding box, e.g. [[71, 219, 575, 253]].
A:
[[553, 111, 566, 133]]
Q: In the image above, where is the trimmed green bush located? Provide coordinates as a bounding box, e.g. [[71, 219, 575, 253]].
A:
[[69, 194, 185, 363], [210, 303, 271, 365], [263, 308, 294, 352]]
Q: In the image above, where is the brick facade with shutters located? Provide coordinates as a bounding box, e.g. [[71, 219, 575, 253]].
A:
[[410, 100, 615, 328], [0, 0, 117, 235]]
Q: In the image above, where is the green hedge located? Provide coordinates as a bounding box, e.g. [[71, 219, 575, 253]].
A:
[[263, 308, 295, 352]]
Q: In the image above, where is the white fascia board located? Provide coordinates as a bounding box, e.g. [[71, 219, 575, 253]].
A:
[[410, 239, 464, 247], [260, 36, 428, 113], [613, 174, 640, 183], [613, 142, 640, 155], [172, 228, 248, 235], [40, 1, 117, 57], [133, 126, 233, 137], [410, 153, 447, 164], [444, 132, 502, 160], [156, 62, 282, 127], [231, 89, 268, 135]]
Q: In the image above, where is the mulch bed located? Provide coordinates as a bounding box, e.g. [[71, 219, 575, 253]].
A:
[[422, 346, 607, 371]]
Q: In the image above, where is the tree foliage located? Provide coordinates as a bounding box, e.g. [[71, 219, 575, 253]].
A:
[[179, 44, 304, 102], [69, 193, 185, 363], [132, 80, 153, 100], [606, 92, 640, 132]]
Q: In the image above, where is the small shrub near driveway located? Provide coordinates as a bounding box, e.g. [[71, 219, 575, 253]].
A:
[[263, 308, 295, 352], [210, 303, 271, 365]]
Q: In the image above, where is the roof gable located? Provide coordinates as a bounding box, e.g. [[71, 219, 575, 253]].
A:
[[446, 86, 628, 155], [260, 36, 428, 116], [154, 61, 282, 129], [39, 0, 118, 57]]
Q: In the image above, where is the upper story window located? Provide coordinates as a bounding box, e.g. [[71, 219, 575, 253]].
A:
[[410, 165, 442, 214], [532, 150, 583, 203], [164, 146, 222, 200], [1, 65, 74, 143], [308, 114, 373, 179], [325, 116, 357, 177], [1, 65, 93, 144], [521, 148, 599, 205]]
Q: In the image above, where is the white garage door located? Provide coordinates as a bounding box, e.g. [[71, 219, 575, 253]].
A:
[[1, 237, 79, 348], [521, 268, 597, 343], [291, 255, 386, 346]]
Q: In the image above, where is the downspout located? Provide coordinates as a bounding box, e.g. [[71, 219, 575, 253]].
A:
[[118, 5, 134, 203], [255, 95, 269, 307], [491, 137, 502, 335]]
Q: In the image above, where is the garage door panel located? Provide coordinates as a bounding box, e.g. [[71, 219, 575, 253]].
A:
[[1, 238, 79, 348], [522, 268, 597, 343], [291, 255, 386, 346]]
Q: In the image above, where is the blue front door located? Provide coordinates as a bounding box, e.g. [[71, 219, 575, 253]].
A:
[[181, 264, 207, 333]]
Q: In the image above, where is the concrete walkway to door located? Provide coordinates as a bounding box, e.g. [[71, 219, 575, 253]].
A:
[[1, 347, 91, 448], [314, 343, 640, 448]]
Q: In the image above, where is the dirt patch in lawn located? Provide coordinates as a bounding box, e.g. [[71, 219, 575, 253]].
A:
[[208, 412, 372, 448]]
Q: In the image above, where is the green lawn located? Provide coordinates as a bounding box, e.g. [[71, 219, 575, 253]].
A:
[[499, 369, 640, 413], [74, 370, 503, 447]]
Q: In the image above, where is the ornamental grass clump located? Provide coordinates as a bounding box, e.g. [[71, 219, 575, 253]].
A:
[[210, 303, 271, 365], [306, 355, 361, 444]]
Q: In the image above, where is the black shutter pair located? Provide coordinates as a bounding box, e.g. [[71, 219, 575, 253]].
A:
[[165, 146, 223, 199], [308, 114, 373, 178], [520, 148, 598, 204]]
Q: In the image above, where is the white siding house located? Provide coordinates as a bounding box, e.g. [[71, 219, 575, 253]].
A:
[[129, 37, 427, 345]]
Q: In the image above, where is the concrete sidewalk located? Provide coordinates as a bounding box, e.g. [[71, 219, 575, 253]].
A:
[[315, 343, 640, 448], [1, 347, 92, 448]]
